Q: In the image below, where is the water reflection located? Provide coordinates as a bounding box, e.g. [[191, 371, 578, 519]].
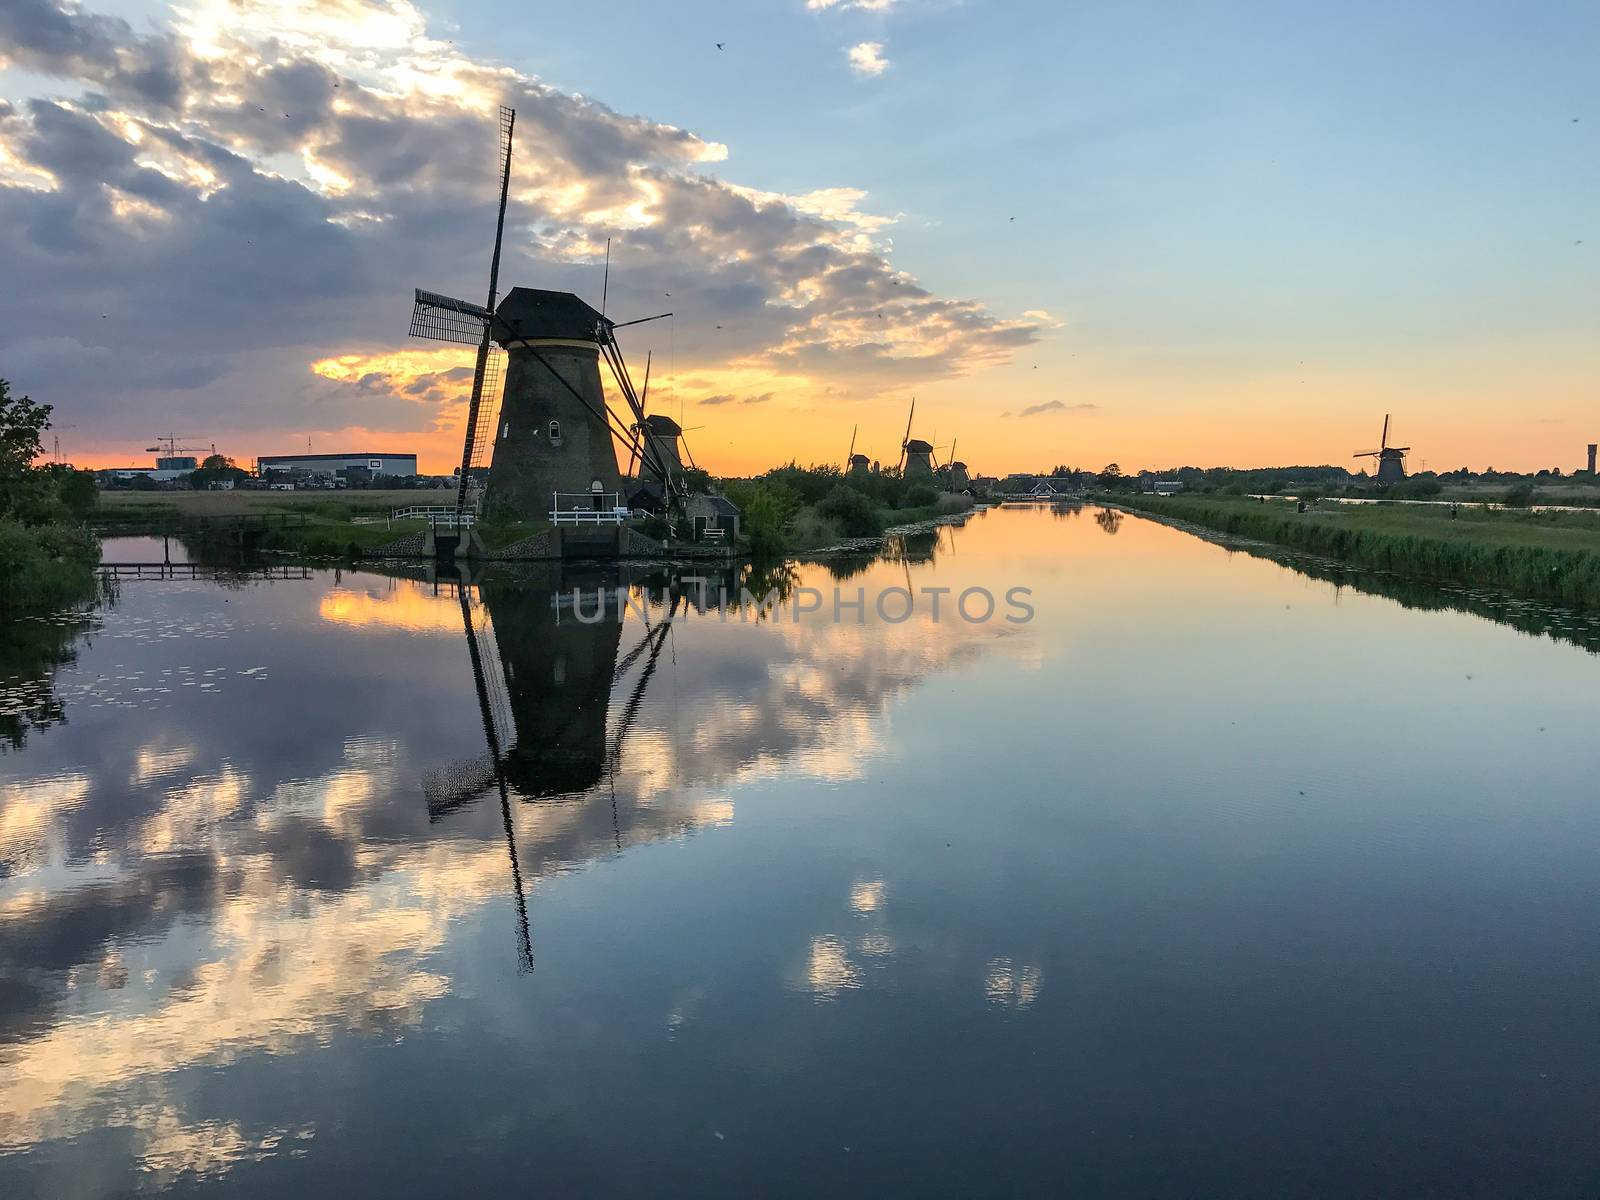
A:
[[0, 530, 1027, 1186], [0, 594, 107, 750], [1122, 508, 1600, 655], [3, 507, 1600, 1195]]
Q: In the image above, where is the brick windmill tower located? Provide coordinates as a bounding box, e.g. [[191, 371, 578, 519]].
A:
[[484, 287, 627, 518]]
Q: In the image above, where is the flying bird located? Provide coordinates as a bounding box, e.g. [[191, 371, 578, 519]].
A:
[[716, 42, 726, 50]]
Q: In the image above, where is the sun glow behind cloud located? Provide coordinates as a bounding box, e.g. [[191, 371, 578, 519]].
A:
[[0, 0, 1054, 476]]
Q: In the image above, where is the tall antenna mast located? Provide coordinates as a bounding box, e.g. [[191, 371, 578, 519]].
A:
[[453, 105, 516, 527]]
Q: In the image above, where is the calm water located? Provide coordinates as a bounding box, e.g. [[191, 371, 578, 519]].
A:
[[4, 506, 1599, 1197]]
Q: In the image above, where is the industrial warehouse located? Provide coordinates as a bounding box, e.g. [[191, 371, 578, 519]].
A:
[[256, 452, 419, 483]]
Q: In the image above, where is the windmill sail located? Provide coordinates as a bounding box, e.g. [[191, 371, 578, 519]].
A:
[[451, 106, 517, 525], [406, 106, 516, 527]]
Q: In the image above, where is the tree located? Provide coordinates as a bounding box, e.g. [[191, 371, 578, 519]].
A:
[[0, 379, 50, 476], [43, 465, 98, 518], [0, 379, 65, 522], [1097, 463, 1123, 489], [189, 453, 249, 490]]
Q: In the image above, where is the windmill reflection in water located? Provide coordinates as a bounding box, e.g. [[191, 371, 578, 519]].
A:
[[420, 565, 689, 972]]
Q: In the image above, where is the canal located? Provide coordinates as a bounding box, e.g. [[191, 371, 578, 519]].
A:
[[3, 504, 1598, 1196]]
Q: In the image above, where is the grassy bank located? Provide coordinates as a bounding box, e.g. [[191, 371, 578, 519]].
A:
[[0, 520, 101, 619], [1116, 495, 1600, 608]]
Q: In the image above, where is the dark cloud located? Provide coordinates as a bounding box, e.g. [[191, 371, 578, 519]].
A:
[[0, 0, 190, 109]]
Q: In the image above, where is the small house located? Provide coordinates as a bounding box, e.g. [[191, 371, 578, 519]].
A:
[[684, 494, 741, 543]]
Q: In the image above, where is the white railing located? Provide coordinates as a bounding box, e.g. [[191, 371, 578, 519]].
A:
[[550, 492, 627, 526], [392, 506, 476, 527], [551, 508, 629, 526]]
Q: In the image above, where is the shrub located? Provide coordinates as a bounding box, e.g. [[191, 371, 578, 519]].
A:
[[0, 519, 100, 618], [1391, 478, 1443, 499], [1503, 483, 1537, 508], [904, 484, 938, 509], [785, 509, 842, 551], [816, 485, 883, 537], [722, 482, 798, 558]]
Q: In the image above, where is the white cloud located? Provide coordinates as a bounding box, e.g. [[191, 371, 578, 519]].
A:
[[847, 41, 889, 76], [809, 0, 900, 10], [0, 0, 1034, 458]]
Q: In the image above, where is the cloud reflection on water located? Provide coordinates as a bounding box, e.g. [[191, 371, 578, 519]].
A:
[[0, 524, 1024, 1184]]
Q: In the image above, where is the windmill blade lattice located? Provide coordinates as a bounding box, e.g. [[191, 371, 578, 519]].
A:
[[410, 289, 492, 345]]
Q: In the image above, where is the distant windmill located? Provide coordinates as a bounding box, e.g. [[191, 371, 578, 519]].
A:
[[945, 437, 970, 490], [896, 398, 934, 478], [845, 423, 871, 478], [1353, 414, 1410, 485]]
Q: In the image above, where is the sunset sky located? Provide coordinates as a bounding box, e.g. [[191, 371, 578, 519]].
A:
[[1, 0, 1595, 477]]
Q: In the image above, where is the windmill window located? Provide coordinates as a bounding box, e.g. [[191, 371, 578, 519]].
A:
[[548, 420, 562, 446], [501, 421, 511, 440]]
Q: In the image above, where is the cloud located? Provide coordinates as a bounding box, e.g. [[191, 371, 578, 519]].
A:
[[847, 41, 889, 76], [808, 0, 900, 10], [1012, 401, 1100, 418], [0, 0, 1034, 467], [697, 390, 773, 406]]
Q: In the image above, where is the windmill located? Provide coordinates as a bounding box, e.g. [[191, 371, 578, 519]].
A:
[[895, 398, 934, 478], [624, 352, 703, 501], [846, 424, 870, 478], [945, 437, 970, 491], [1353, 414, 1409, 486], [406, 108, 677, 548]]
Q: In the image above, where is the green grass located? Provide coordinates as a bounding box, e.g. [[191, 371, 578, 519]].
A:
[[1117, 495, 1600, 607], [255, 518, 430, 558]]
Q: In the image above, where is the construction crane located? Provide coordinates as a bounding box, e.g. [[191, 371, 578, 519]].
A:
[[146, 434, 211, 459]]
